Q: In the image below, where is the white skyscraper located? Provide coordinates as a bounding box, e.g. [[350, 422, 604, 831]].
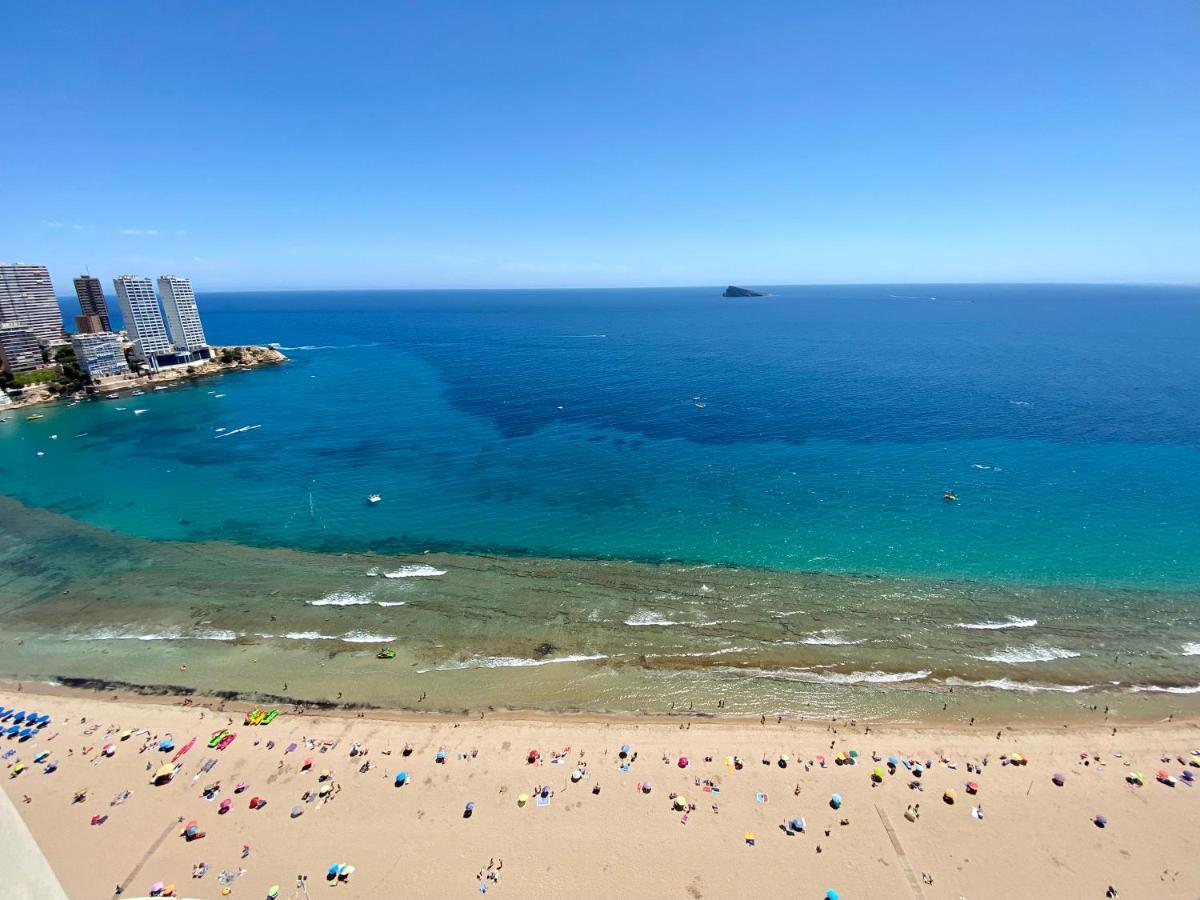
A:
[[157, 275, 208, 353], [113, 275, 172, 367], [0, 263, 65, 347]]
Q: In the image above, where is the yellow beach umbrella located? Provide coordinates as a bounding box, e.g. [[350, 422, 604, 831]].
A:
[[517, 793, 529, 807], [155, 763, 175, 779], [673, 796, 688, 810]]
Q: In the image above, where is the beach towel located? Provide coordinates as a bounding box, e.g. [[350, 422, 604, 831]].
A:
[[756, 792, 768, 804], [536, 794, 551, 807]]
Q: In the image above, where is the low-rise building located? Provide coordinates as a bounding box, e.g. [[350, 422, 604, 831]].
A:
[[0, 322, 43, 374], [70, 331, 129, 380]]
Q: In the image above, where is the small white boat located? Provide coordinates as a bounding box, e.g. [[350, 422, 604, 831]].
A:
[[367, 494, 382, 505], [105, 393, 119, 399], [131, 390, 145, 396], [154, 386, 170, 392], [134, 409, 148, 416], [27, 413, 45, 420]]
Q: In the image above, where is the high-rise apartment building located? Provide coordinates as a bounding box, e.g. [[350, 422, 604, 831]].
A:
[[113, 275, 172, 369], [157, 275, 208, 354], [73, 276, 112, 331], [0, 263, 65, 347], [70, 331, 129, 379], [0, 323, 44, 374]]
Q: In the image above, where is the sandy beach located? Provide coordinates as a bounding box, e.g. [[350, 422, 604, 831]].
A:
[[1, 684, 1196, 899]]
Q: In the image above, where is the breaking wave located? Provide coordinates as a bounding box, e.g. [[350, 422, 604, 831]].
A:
[[625, 611, 682, 627], [974, 645, 1080, 663], [434, 653, 610, 670], [943, 677, 1094, 694], [341, 631, 396, 643], [1180, 642, 1200, 656], [955, 616, 1038, 630], [751, 668, 931, 685], [309, 591, 374, 607]]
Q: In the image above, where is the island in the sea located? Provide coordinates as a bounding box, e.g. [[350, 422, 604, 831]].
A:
[[722, 284, 767, 297]]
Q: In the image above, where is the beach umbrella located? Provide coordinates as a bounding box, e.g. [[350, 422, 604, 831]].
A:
[[464, 801, 475, 818], [1190, 754, 1200, 767], [788, 817, 806, 832], [943, 789, 957, 804], [327, 865, 340, 879], [302, 758, 313, 770], [517, 793, 529, 807], [744, 831, 756, 845], [155, 764, 175, 783], [1182, 770, 1195, 783], [219, 798, 231, 813], [395, 772, 407, 786], [678, 756, 689, 769], [965, 781, 979, 795], [826, 891, 840, 900], [619, 744, 630, 758], [250, 796, 262, 808], [673, 796, 688, 810], [318, 783, 331, 795], [435, 749, 446, 763], [641, 781, 652, 794], [887, 755, 899, 767], [291, 805, 304, 818], [872, 767, 885, 782], [779, 754, 789, 768], [1094, 814, 1107, 828], [1010, 753, 1025, 765], [848, 750, 858, 759], [320, 768, 330, 780], [267, 887, 280, 899], [151, 881, 164, 895], [835, 752, 846, 764], [528, 749, 540, 763], [571, 768, 583, 782], [830, 793, 842, 809], [1052, 773, 1066, 786], [119, 729, 132, 740]]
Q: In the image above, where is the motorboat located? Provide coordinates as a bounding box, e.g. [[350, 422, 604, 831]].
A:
[[367, 494, 381, 505]]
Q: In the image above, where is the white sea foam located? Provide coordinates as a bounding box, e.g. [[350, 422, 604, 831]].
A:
[[1130, 684, 1200, 694], [437, 653, 610, 670], [66, 627, 238, 642], [943, 677, 1094, 694], [1180, 642, 1200, 656], [799, 630, 867, 646], [753, 668, 931, 685], [309, 591, 374, 607], [341, 631, 396, 643], [377, 601, 408, 607], [272, 342, 381, 351], [974, 645, 1080, 664], [955, 616, 1038, 631], [381, 565, 445, 578], [281, 631, 338, 641], [646, 647, 751, 659], [625, 611, 682, 627]]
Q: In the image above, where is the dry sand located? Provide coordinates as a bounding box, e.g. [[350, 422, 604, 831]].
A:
[[1, 685, 1197, 899]]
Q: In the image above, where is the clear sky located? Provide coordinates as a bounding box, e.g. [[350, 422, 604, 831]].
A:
[[2, 1, 1197, 290]]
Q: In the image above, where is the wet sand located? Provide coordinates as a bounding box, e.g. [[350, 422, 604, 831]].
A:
[[2, 684, 1197, 899]]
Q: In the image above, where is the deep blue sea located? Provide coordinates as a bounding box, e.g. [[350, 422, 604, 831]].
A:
[[6, 283, 1200, 589]]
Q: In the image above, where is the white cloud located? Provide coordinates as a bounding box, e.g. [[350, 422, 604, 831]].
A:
[[120, 228, 159, 236]]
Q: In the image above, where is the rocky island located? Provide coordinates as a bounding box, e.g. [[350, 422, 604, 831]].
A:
[[722, 285, 767, 297]]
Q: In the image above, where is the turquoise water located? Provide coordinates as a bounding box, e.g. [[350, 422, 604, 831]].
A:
[[4, 283, 1200, 589], [2, 284, 1199, 716]]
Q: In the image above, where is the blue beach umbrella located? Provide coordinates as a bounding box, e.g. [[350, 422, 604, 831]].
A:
[[4, 726, 19, 737], [394, 772, 407, 786], [830, 793, 842, 810], [619, 744, 630, 758], [12, 712, 25, 724], [826, 891, 840, 900], [888, 755, 899, 767]]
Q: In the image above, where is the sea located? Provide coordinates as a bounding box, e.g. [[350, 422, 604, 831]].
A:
[[1, 284, 1198, 721]]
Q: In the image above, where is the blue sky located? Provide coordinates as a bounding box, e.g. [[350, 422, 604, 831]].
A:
[[2, 1, 1197, 290]]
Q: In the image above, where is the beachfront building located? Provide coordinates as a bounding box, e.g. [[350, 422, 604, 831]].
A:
[[74, 314, 105, 334], [73, 275, 112, 331], [70, 331, 129, 380], [0, 322, 44, 374], [158, 275, 210, 361], [0, 263, 65, 348], [114, 275, 174, 371]]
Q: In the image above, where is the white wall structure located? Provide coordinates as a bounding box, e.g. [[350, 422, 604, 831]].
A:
[[71, 331, 129, 379], [113, 275, 172, 368], [0, 263, 65, 347], [158, 275, 208, 352]]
